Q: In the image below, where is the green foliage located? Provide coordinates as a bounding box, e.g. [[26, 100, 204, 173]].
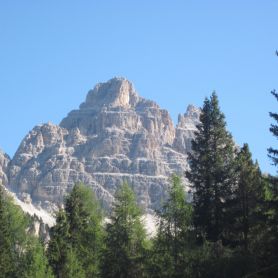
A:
[[261, 81, 278, 268], [228, 144, 265, 251], [22, 238, 54, 278], [48, 183, 104, 277], [150, 175, 193, 277], [184, 242, 255, 278], [65, 183, 104, 276], [47, 209, 71, 277], [101, 182, 149, 278], [268, 89, 278, 167], [0, 186, 51, 278], [61, 247, 86, 278], [0, 186, 19, 277], [186, 92, 236, 243]]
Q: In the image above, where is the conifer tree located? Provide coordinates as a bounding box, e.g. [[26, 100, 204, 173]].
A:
[[150, 175, 193, 278], [0, 186, 51, 278], [268, 90, 278, 166], [65, 183, 104, 277], [231, 144, 264, 251], [47, 209, 71, 277], [0, 186, 17, 277], [186, 92, 236, 243], [61, 247, 86, 278], [22, 238, 54, 278], [265, 79, 278, 266], [101, 182, 148, 278], [48, 183, 104, 277]]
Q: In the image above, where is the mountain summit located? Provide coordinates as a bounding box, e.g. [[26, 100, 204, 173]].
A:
[[80, 77, 140, 110], [4, 78, 200, 213]]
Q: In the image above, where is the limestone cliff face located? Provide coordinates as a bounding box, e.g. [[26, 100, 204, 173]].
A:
[[6, 77, 200, 212], [0, 149, 10, 186]]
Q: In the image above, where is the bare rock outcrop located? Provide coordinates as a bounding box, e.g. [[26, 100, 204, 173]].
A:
[[0, 149, 10, 186]]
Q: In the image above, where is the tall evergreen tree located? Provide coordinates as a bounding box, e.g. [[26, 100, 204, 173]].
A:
[[101, 182, 148, 278], [268, 89, 278, 166], [0, 186, 17, 277], [61, 247, 86, 278], [48, 183, 104, 277], [47, 209, 71, 277], [230, 144, 264, 251], [265, 75, 278, 267], [186, 92, 236, 243], [65, 183, 104, 277], [0, 186, 51, 278], [22, 238, 54, 278], [150, 175, 193, 278]]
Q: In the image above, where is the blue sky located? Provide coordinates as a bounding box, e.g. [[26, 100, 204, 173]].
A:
[[0, 1, 277, 174]]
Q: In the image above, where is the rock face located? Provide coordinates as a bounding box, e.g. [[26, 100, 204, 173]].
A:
[[0, 149, 10, 186], [6, 77, 200, 212]]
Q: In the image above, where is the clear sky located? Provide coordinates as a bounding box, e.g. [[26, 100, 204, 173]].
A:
[[0, 1, 277, 174]]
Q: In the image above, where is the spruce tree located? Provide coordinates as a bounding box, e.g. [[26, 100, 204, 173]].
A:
[[0, 186, 16, 277], [150, 175, 193, 278], [61, 247, 86, 278], [268, 90, 278, 166], [265, 81, 278, 266], [22, 238, 54, 278], [48, 183, 104, 277], [47, 209, 71, 277], [101, 182, 148, 278], [0, 186, 51, 278], [186, 92, 236, 243], [231, 144, 264, 251], [65, 183, 104, 277]]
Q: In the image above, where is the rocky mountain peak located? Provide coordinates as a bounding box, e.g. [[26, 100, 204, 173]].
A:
[[174, 105, 201, 154], [4, 78, 201, 214], [185, 104, 200, 119], [80, 77, 140, 110], [177, 105, 200, 128]]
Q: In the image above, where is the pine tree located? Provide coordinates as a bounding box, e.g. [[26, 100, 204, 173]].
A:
[[186, 92, 236, 243], [61, 247, 85, 278], [0, 186, 52, 278], [230, 144, 264, 251], [0, 186, 33, 278], [150, 175, 193, 278], [268, 90, 278, 166], [48, 183, 103, 277], [101, 182, 148, 278], [47, 209, 71, 277], [22, 238, 54, 278], [264, 78, 278, 266], [65, 183, 104, 277], [0, 186, 16, 277]]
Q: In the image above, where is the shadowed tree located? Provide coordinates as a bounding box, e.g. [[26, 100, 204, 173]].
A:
[[186, 92, 236, 243]]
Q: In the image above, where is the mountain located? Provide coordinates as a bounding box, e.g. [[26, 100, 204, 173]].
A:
[[0, 149, 10, 186], [4, 77, 200, 213]]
